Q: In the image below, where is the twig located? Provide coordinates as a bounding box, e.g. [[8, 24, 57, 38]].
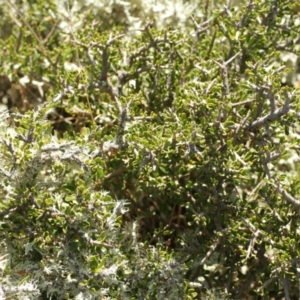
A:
[[249, 90, 293, 130], [104, 165, 127, 180], [283, 277, 291, 300], [237, 0, 254, 29], [270, 181, 300, 210], [189, 236, 222, 281], [230, 98, 256, 107], [5, 0, 55, 66], [0, 206, 19, 217]]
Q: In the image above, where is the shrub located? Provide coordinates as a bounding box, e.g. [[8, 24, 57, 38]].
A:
[[1, 0, 300, 299]]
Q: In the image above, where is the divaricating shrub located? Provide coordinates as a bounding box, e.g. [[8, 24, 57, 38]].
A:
[[1, 0, 300, 299]]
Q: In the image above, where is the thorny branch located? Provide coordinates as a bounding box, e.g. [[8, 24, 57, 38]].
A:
[[248, 89, 293, 130], [270, 181, 300, 210], [189, 235, 223, 281]]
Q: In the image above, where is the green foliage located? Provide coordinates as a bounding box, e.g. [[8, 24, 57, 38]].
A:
[[1, 0, 300, 299]]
